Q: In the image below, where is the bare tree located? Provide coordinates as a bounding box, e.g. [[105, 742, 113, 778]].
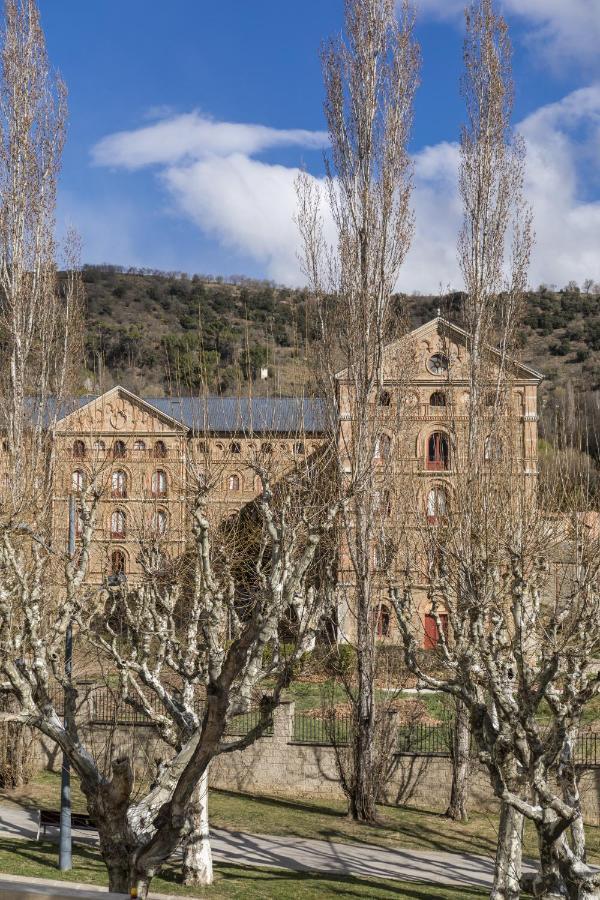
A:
[[296, 0, 419, 823], [0, 427, 341, 896]]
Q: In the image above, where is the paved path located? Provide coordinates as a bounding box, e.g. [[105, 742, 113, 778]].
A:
[[0, 801, 532, 892]]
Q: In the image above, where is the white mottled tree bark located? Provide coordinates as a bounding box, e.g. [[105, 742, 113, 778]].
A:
[[182, 768, 213, 887]]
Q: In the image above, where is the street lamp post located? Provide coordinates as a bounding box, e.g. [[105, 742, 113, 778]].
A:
[[59, 495, 75, 870]]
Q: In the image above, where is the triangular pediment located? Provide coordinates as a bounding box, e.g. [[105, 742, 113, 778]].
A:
[[55, 387, 189, 434], [356, 317, 543, 384]]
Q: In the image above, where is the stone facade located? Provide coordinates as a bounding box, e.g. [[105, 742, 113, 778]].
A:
[[50, 316, 542, 642]]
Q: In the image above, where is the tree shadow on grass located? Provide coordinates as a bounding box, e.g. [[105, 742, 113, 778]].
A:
[[211, 789, 499, 858]]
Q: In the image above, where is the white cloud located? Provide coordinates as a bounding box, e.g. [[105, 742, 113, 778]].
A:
[[414, 0, 600, 70], [92, 89, 600, 291], [162, 154, 314, 285], [92, 111, 328, 171]]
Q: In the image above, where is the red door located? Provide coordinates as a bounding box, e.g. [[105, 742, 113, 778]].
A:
[[424, 613, 448, 649]]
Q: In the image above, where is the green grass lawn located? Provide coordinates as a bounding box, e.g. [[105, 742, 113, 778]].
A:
[[4, 770, 599, 864], [0, 839, 489, 899]]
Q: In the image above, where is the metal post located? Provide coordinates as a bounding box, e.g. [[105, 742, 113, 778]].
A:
[[59, 496, 75, 870]]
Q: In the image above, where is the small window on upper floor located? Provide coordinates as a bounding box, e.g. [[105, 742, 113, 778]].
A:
[[154, 440, 167, 459], [151, 469, 168, 497], [134, 440, 146, 452], [230, 441, 241, 455], [73, 440, 86, 459], [111, 509, 126, 539], [111, 549, 126, 577], [228, 473, 241, 492], [378, 390, 392, 407], [112, 470, 127, 499], [430, 391, 447, 408], [93, 440, 105, 453], [261, 442, 273, 455], [153, 509, 168, 537], [72, 470, 85, 493], [294, 441, 305, 456], [198, 441, 208, 454], [113, 440, 126, 459]]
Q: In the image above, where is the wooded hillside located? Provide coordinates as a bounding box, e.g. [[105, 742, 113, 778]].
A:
[[81, 265, 600, 456]]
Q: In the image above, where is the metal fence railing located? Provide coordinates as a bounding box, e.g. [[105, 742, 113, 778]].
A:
[[225, 709, 274, 737], [293, 713, 351, 745], [291, 713, 600, 766]]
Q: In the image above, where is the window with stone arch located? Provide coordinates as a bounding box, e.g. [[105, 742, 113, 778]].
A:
[[426, 431, 449, 470], [153, 509, 168, 537], [111, 549, 126, 577], [230, 441, 241, 455], [111, 509, 126, 539], [228, 473, 241, 492], [113, 440, 126, 459], [430, 391, 447, 408], [111, 470, 127, 498], [72, 470, 85, 493], [374, 603, 391, 638], [426, 486, 449, 524], [72, 439, 86, 459], [151, 469, 168, 497], [378, 390, 392, 408], [153, 440, 167, 459]]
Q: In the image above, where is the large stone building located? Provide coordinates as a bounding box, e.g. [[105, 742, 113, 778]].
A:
[[53, 316, 543, 644]]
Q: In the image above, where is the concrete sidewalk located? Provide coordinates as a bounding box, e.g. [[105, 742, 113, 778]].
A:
[[0, 801, 532, 892]]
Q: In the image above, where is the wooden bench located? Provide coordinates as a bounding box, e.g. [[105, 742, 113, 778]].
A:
[[36, 808, 96, 841]]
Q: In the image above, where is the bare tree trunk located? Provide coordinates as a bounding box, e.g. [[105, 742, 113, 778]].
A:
[[491, 800, 523, 900], [351, 591, 377, 822], [446, 698, 470, 821], [182, 768, 213, 886]]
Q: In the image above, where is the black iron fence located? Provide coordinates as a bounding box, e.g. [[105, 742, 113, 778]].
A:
[[49, 683, 273, 736], [292, 712, 600, 766]]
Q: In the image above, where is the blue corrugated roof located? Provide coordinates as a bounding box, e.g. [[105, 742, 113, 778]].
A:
[[49, 392, 326, 434], [146, 396, 326, 434]]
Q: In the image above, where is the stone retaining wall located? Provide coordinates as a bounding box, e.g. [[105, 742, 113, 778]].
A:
[[35, 700, 600, 825]]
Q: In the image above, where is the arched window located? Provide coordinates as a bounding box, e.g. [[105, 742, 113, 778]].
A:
[[111, 510, 126, 539], [198, 440, 208, 454], [230, 441, 241, 455], [378, 390, 392, 407], [430, 391, 447, 407], [72, 440, 86, 459], [151, 469, 168, 497], [93, 439, 105, 452], [153, 509, 167, 536], [113, 440, 126, 459], [228, 473, 240, 492], [426, 487, 448, 524], [374, 604, 391, 638], [133, 440, 146, 452], [484, 435, 503, 462], [111, 470, 127, 498], [153, 440, 167, 459], [375, 434, 391, 461], [72, 470, 85, 493], [261, 442, 273, 455], [427, 432, 449, 470], [111, 549, 126, 577]]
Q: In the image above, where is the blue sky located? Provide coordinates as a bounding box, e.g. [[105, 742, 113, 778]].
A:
[[39, 0, 600, 291]]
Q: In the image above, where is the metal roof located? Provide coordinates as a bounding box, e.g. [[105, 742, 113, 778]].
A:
[[146, 396, 326, 434], [51, 392, 326, 435]]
